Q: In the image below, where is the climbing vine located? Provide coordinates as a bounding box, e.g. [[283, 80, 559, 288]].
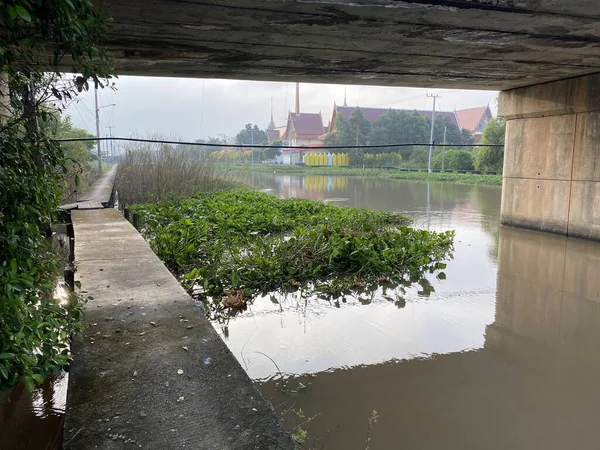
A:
[[0, 0, 113, 391]]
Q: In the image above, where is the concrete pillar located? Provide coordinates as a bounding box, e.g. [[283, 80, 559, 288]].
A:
[[499, 73, 600, 240]]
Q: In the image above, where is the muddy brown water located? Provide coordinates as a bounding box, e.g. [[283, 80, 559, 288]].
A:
[[0, 228, 71, 450], [0, 375, 68, 450], [4, 176, 600, 449], [213, 174, 600, 450]]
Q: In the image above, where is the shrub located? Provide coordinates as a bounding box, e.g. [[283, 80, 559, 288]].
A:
[[432, 150, 474, 171], [0, 0, 112, 391]]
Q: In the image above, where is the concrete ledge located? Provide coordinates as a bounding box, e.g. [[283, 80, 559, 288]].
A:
[[500, 72, 600, 120], [65, 209, 294, 450]]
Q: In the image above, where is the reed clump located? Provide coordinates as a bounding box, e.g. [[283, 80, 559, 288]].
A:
[[116, 139, 236, 204]]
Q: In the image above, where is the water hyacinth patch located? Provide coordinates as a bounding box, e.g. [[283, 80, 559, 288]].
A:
[[129, 190, 454, 309]]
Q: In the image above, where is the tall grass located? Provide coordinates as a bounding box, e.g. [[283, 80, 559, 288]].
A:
[[116, 139, 236, 204]]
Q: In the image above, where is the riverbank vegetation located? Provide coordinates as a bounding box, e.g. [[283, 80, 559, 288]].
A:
[[232, 165, 503, 185], [47, 115, 103, 202], [0, 0, 112, 391], [116, 140, 238, 204], [323, 108, 505, 171], [130, 190, 454, 313]]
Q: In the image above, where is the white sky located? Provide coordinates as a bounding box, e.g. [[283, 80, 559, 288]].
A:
[[64, 76, 498, 142]]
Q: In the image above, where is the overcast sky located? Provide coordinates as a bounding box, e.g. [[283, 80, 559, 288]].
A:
[[64, 76, 498, 142]]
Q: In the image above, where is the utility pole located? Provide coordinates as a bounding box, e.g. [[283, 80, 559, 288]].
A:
[[106, 125, 115, 157], [442, 125, 447, 173], [427, 93, 441, 173], [250, 127, 254, 166], [94, 87, 101, 175], [94, 90, 116, 174]]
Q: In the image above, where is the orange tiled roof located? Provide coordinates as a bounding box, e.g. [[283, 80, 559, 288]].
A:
[[455, 106, 488, 133]]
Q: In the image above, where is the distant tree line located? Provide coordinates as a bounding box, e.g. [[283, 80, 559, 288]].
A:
[[324, 107, 505, 171]]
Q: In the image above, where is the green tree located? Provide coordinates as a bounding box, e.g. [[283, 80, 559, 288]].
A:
[[46, 115, 97, 200], [235, 123, 268, 146], [461, 129, 475, 145], [325, 108, 371, 151], [348, 107, 371, 146], [432, 149, 475, 171], [323, 114, 348, 147], [370, 110, 430, 160], [0, 0, 113, 391], [433, 114, 466, 146], [475, 117, 506, 172], [262, 139, 283, 161]]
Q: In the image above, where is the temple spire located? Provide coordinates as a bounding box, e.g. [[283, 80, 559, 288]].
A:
[[268, 97, 275, 130], [295, 82, 300, 115]]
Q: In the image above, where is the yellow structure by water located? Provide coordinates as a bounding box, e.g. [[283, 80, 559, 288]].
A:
[[305, 153, 349, 166]]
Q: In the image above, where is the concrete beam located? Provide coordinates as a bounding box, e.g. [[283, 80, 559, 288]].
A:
[[500, 72, 600, 240], [95, 0, 600, 89]]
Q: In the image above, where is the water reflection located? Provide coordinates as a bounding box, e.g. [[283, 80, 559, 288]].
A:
[[0, 374, 68, 450], [215, 174, 600, 448], [214, 175, 501, 378], [257, 226, 600, 449], [0, 225, 72, 450]]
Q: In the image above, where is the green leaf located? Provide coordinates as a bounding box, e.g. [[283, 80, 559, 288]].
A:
[[74, 280, 82, 289], [437, 272, 446, 280], [0, 353, 15, 360], [21, 355, 37, 366], [31, 374, 44, 384], [6, 5, 17, 19], [24, 376, 35, 392], [15, 5, 31, 22]]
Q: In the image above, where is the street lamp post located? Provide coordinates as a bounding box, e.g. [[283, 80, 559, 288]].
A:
[[93, 86, 116, 175]]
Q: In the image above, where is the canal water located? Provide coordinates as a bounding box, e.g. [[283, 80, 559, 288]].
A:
[[0, 227, 71, 450], [213, 174, 600, 450]]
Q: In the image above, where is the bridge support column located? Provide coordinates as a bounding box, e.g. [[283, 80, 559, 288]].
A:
[[500, 73, 600, 240]]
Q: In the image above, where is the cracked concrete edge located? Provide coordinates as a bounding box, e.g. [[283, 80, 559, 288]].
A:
[[64, 208, 295, 450]]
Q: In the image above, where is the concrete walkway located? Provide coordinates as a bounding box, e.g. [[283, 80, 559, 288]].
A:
[[61, 165, 118, 210], [64, 209, 294, 449]]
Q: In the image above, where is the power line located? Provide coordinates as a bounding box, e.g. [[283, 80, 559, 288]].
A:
[[55, 136, 503, 149]]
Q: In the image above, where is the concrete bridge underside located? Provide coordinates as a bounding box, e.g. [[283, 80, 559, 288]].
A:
[[98, 0, 600, 239]]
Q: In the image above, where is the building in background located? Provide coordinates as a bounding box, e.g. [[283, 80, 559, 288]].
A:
[[327, 104, 494, 142], [455, 105, 493, 143], [269, 86, 493, 164], [328, 105, 460, 133], [279, 83, 327, 164]]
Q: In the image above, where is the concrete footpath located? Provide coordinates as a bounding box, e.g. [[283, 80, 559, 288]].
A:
[[64, 208, 294, 449], [61, 165, 118, 210]]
